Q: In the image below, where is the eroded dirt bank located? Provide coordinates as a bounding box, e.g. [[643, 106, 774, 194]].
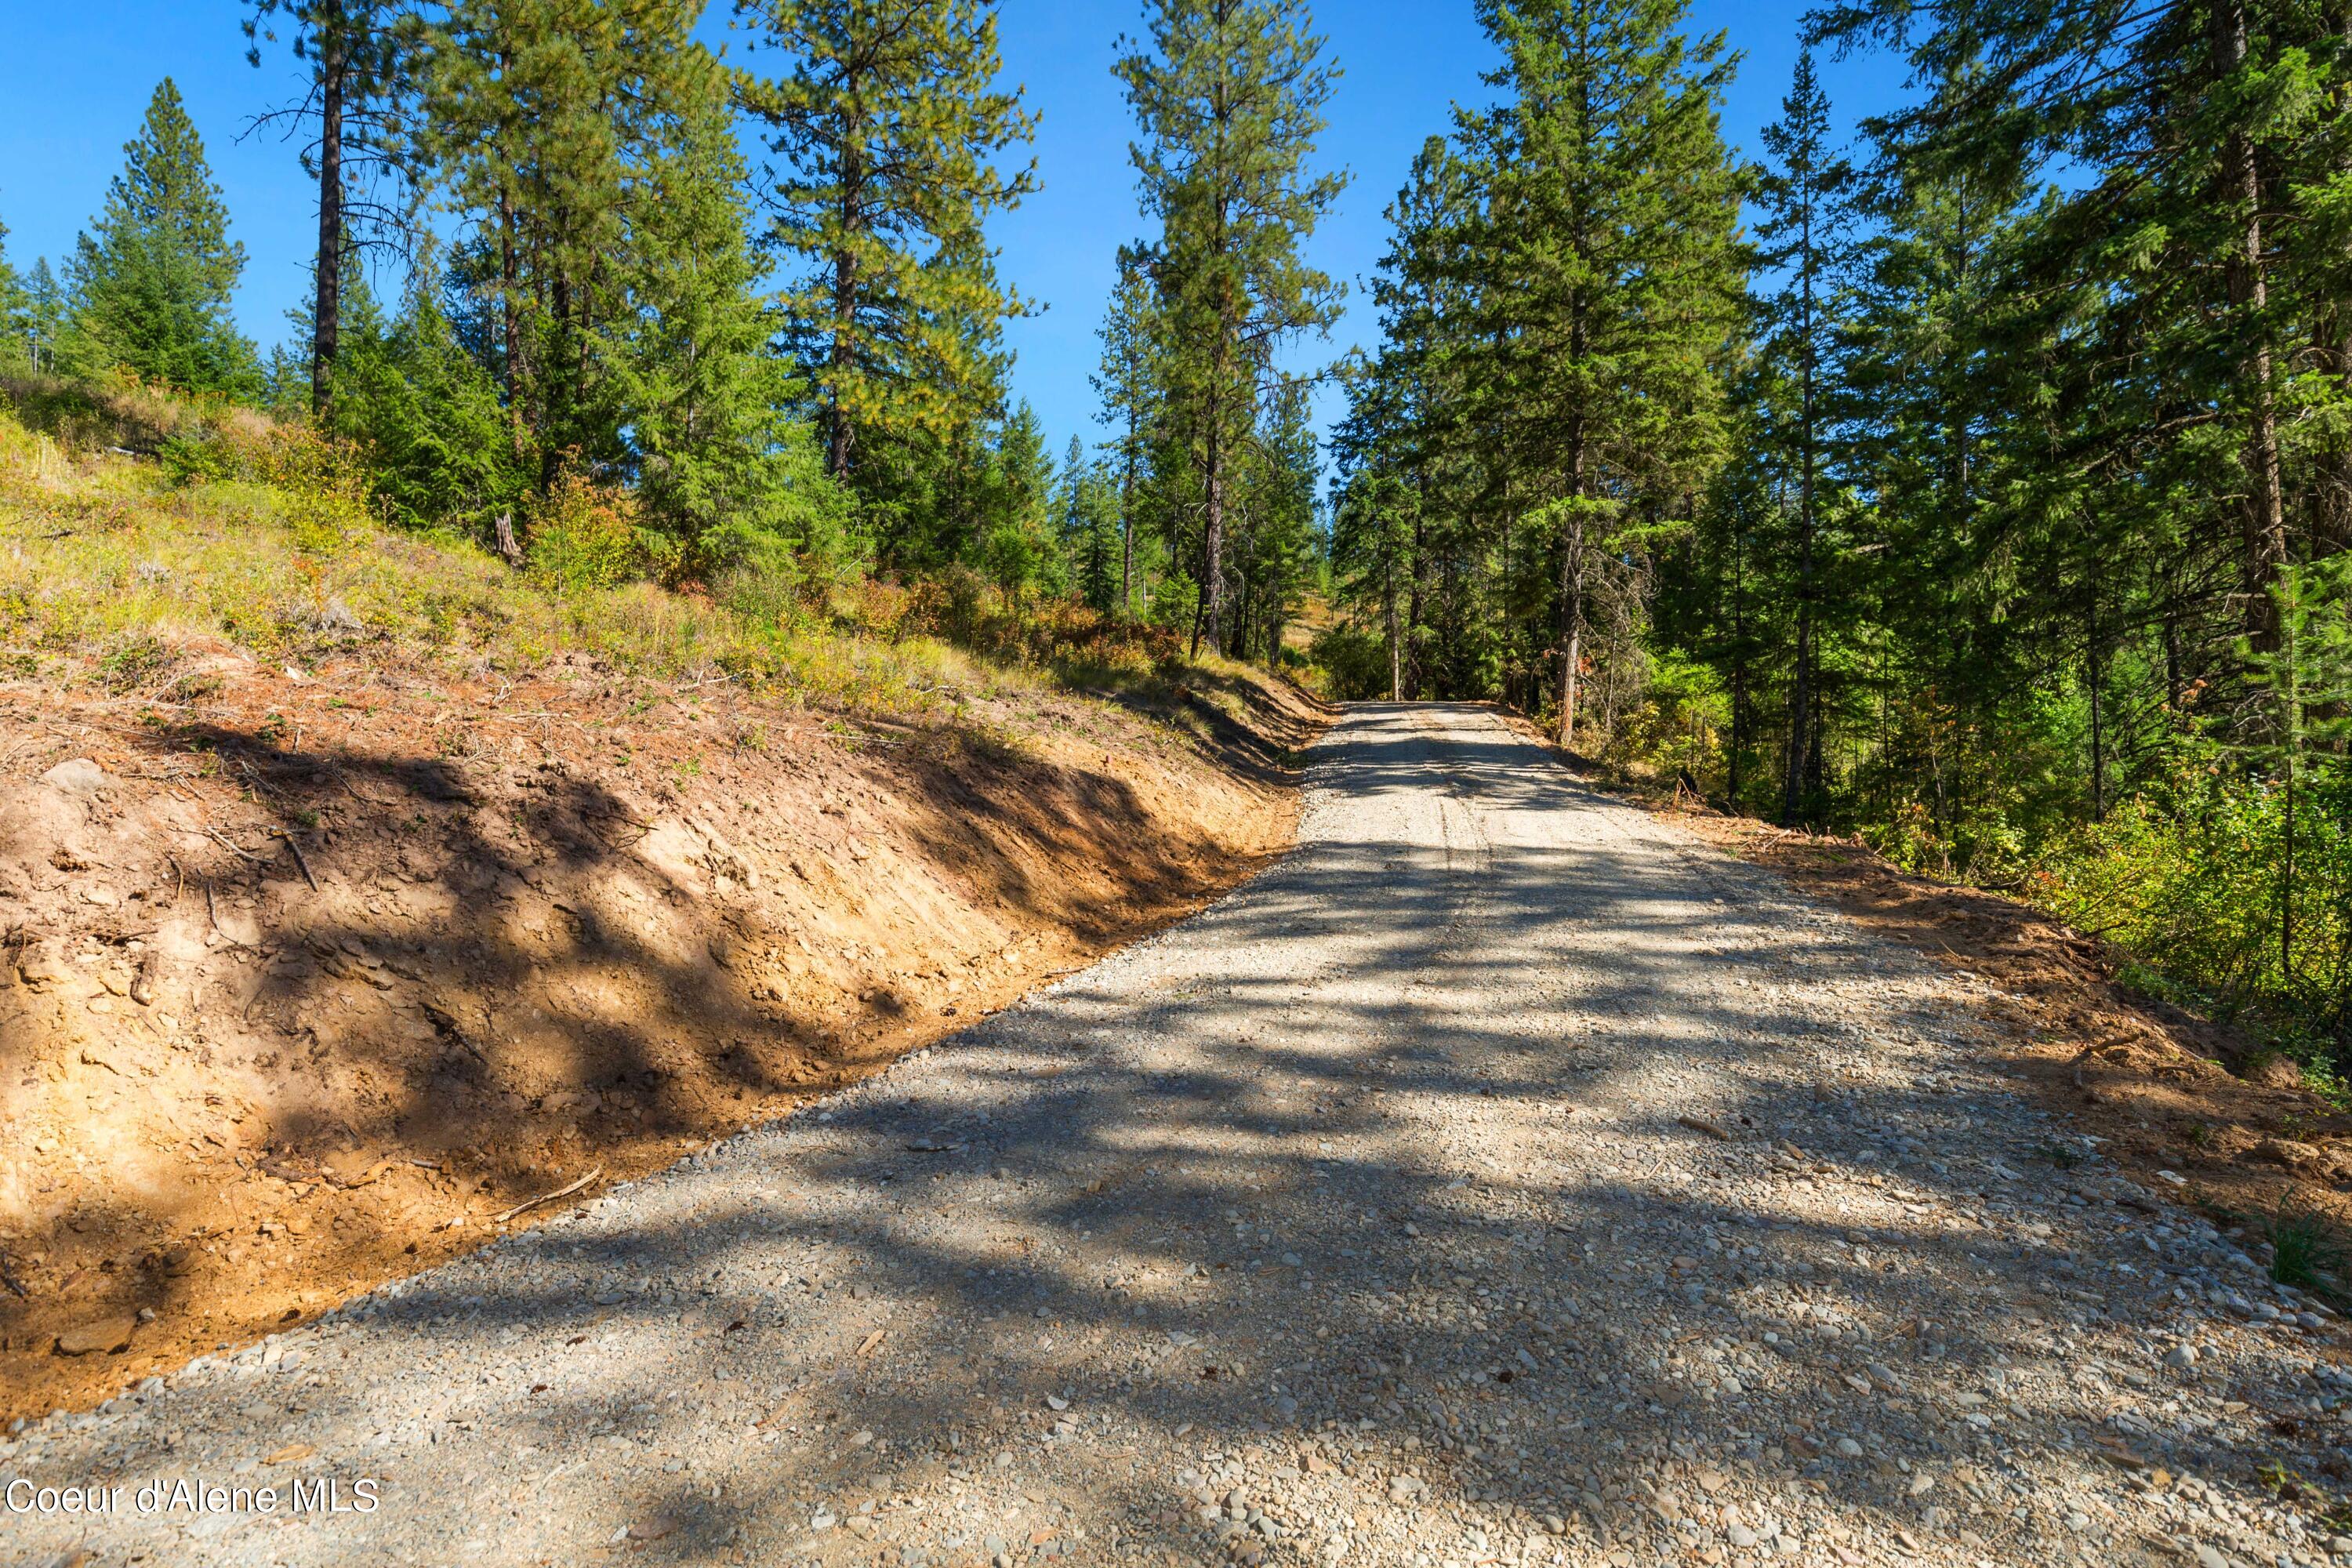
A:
[[0, 653, 1323, 1419]]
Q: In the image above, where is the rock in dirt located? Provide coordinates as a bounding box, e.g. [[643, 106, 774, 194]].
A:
[[38, 758, 111, 796], [54, 1317, 136, 1356]]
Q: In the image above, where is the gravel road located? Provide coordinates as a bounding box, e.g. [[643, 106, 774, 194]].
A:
[[7, 703, 2344, 1568]]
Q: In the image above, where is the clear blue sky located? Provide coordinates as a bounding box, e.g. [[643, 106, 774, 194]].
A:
[[0, 2, 1911, 459]]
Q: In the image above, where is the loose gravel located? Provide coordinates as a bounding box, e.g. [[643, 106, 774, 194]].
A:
[[5, 703, 2343, 1568]]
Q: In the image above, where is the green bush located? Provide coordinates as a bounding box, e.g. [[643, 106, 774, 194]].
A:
[[1308, 623, 1393, 701]]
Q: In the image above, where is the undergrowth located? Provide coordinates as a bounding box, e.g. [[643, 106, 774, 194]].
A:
[[0, 382, 1224, 724]]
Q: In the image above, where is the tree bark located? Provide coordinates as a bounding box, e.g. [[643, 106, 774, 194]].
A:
[[311, 0, 346, 422], [2219, 0, 2287, 654]]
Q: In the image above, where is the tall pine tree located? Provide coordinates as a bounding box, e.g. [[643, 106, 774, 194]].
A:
[[67, 79, 260, 395], [1454, 0, 1745, 743], [1116, 0, 1345, 655], [736, 0, 1038, 491]]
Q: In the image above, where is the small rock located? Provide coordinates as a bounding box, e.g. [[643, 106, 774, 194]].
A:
[[2164, 1344, 2199, 1370]]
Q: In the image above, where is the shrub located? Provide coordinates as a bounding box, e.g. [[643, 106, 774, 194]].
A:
[[525, 471, 651, 593]]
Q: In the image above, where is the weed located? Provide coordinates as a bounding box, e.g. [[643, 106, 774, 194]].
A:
[[96, 634, 172, 693], [2263, 1203, 2347, 1296]]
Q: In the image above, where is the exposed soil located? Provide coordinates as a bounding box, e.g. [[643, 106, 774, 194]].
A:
[[1657, 802, 2352, 1240], [13, 702, 2344, 1568], [0, 648, 1326, 1421]]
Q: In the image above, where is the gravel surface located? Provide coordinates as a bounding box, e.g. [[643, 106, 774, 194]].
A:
[[6, 703, 2346, 1568]]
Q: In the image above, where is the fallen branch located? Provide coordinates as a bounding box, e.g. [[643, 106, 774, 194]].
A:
[[271, 830, 320, 890], [203, 827, 271, 864], [492, 1166, 604, 1225]]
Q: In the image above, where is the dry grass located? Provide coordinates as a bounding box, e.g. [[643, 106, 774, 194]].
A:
[[0, 392, 1016, 719]]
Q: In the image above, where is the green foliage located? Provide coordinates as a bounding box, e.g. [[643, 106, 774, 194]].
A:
[[603, 80, 855, 583], [2263, 1204, 2347, 1297], [330, 285, 524, 536], [64, 79, 260, 395], [1117, 0, 1345, 655], [977, 401, 1058, 604], [737, 0, 1038, 490], [524, 470, 652, 593], [1307, 623, 1394, 702], [0, 212, 27, 369]]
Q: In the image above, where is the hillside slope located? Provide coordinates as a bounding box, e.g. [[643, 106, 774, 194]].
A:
[[0, 394, 1327, 1421]]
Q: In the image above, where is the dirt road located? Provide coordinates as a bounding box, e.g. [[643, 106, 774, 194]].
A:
[[5, 705, 2336, 1568]]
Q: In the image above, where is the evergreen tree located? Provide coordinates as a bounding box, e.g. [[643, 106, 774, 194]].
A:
[[1092, 252, 1160, 619], [1751, 51, 1853, 825], [243, 0, 425, 419], [1058, 437, 1121, 615], [1454, 0, 1746, 742], [24, 260, 66, 373], [66, 78, 260, 394], [1116, 0, 1346, 655], [330, 268, 528, 534], [736, 0, 1039, 489], [0, 213, 26, 368], [978, 401, 1057, 603], [419, 0, 706, 487], [604, 78, 844, 577]]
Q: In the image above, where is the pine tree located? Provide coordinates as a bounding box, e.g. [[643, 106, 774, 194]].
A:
[[1092, 252, 1160, 620], [1751, 51, 1853, 825], [737, 0, 1038, 490], [67, 78, 260, 394], [0, 212, 26, 368], [1056, 437, 1121, 615], [1454, 0, 1745, 743], [1116, 0, 1346, 655], [419, 0, 706, 486], [978, 401, 1056, 603], [24, 260, 66, 373], [605, 78, 840, 577], [243, 0, 424, 419], [329, 268, 527, 534]]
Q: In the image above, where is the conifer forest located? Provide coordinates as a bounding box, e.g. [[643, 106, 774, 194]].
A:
[[2, 0, 2349, 1065]]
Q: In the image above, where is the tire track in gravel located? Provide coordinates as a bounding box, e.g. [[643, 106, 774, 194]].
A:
[[2, 702, 2341, 1568]]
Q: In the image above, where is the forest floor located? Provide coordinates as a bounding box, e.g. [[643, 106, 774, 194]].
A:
[[9, 702, 2349, 1568], [0, 637, 1323, 1425]]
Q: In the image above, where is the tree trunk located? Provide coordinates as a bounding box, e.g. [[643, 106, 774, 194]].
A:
[[1385, 550, 1401, 701], [828, 129, 862, 484], [1120, 412, 1137, 620], [1203, 406, 1225, 655], [1555, 496, 1586, 750], [2220, 0, 2287, 653], [311, 0, 346, 422], [1782, 186, 1822, 827]]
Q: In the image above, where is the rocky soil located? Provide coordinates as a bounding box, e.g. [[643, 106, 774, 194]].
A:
[[0, 652, 1316, 1421], [5, 703, 2345, 1568]]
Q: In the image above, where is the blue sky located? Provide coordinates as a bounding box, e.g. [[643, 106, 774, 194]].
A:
[[0, 2, 1912, 458]]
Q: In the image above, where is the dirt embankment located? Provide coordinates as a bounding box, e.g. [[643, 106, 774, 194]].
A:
[[1666, 808, 2352, 1233], [0, 655, 1326, 1420]]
